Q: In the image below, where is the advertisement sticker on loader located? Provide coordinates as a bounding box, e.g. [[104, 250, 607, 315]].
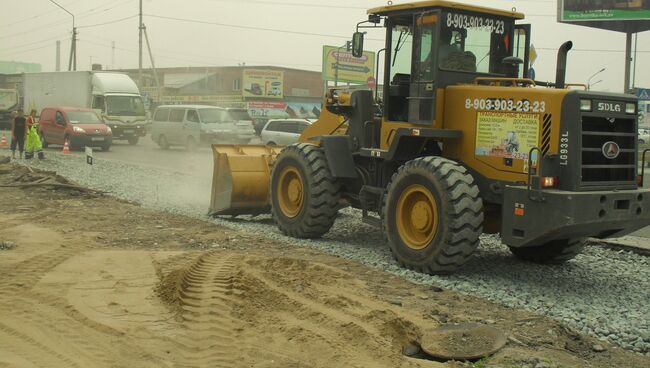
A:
[[211, 0, 650, 274]]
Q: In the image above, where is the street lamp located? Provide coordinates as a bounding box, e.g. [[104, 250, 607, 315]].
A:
[[49, 0, 76, 71], [587, 67, 605, 90], [590, 79, 603, 89]]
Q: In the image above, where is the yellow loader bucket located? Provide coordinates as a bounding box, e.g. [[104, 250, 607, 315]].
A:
[[210, 144, 283, 216]]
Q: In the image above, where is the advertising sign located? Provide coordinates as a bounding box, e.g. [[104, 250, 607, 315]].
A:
[[248, 101, 288, 118], [242, 69, 284, 99], [160, 95, 243, 104], [246, 101, 321, 119], [559, 0, 650, 21], [322, 46, 375, 84], [475, 111, 540, 161]]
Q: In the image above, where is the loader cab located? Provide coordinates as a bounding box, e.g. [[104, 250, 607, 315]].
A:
[[369, 4, 528, 126]]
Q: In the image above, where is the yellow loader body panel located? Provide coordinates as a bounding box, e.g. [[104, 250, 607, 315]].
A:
[[209, 109, 345, 216], [209, 145, 282, 216]]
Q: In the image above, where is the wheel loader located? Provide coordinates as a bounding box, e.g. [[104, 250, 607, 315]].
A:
[[210, 1, 650, 274]]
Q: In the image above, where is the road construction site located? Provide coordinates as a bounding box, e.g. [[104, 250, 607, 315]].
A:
[[1, 139, 648, 366]]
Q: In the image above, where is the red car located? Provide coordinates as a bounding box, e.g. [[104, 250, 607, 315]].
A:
[[39, 107, 113, 151]]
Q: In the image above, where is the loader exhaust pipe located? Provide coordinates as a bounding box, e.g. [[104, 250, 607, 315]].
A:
[[555, 41, 573, 89]]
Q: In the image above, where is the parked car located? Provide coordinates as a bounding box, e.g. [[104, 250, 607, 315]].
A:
[[39, 106, 113, 151], [150, 105, 255, 149], [260, 119, 313, 146]]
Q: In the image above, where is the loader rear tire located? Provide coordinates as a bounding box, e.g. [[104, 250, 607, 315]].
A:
[[508, 238, 585, 264], [271, 143, 341, 238], [382, 157, 483, 274]]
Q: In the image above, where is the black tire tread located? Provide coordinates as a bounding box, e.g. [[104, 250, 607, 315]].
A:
[[382, 156, 483, 274], [271, 143, 341, 238]]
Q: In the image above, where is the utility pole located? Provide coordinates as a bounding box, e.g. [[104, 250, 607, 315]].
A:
[[55, 40, 61, 71], [139, 0, 143, 87], [111, 41, 115, 70], [71, 27, 77, 71], [143, 26, 160, 88], [50, 0, 76, 71], [624, 31, 632, 93]]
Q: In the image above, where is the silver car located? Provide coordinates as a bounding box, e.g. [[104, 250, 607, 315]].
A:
[[260, 119, 312, 146], [150, 105, 255, 149]]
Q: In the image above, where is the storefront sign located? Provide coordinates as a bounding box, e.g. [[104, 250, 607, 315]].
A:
[[160, 95, 244, 104], [248, 101, 288, 118], [242, 69, 284, 99]]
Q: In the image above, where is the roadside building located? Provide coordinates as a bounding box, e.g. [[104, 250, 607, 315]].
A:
[[115, 66, 324, 124]]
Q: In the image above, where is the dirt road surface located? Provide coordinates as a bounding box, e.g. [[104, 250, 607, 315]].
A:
[[1, 161, 648, 367]]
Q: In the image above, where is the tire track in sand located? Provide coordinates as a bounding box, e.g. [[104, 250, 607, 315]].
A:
[[0, 321, 80, 368], [0, 243, 164, 367], [172, 252, 239, 368]]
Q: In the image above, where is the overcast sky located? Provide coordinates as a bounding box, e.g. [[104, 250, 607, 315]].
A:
[[1, 0, 648, 93]]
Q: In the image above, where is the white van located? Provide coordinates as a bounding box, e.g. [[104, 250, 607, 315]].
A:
[[150, 105, 255, 149]]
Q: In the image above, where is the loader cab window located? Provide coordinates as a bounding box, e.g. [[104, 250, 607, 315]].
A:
[[389, 25, 413, 85], [440, 11, 514, 75], [385, 13, 438, 124], [386, 21, 414, 122]]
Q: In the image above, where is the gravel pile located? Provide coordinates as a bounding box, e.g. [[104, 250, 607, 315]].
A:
[[20, 152, 650, 355]]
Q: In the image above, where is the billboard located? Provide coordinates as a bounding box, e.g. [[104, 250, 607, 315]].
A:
[[559, 0, 650, 22], [0, 61, 41, 74], [242, 69, 284, 99], [322, 46, 375, 85]]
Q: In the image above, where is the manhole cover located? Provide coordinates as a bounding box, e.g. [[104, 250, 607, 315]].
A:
[[420, 322, 506, 360]]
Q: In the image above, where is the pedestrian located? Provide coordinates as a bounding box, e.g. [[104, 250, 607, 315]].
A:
[[24, 113, 44, 160], [10, 109, 26, 160], [26, 109, 37, 128]]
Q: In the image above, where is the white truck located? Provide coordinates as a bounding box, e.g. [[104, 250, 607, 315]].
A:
[[0, 88, 19, 130], [23, 71, 148, 144]]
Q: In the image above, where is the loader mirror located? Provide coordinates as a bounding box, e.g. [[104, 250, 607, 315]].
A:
[[352, 32, 364, 58]]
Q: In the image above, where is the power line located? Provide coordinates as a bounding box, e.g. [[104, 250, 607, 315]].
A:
[[77, 15, 138, 29], [145, 14, 353, 40], [0, 0, 134, 39], [204, 0, 556, 16], [205, 0, 366, 10], [0, 0, 84, 29], [0, 33, 69, 53], [80, 36, 321, 68], [0, 42, 65, 57]]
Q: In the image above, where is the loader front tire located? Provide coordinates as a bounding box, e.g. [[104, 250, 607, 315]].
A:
[[508, 238, 585, 264], [383, 157, 483, 274], [271, 143, 341, 238]]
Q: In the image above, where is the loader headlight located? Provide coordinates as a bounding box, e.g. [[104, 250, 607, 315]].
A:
[[73, 126, 86, 134], [625, 103, 637, 114], [580, 99, 592, 112]]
